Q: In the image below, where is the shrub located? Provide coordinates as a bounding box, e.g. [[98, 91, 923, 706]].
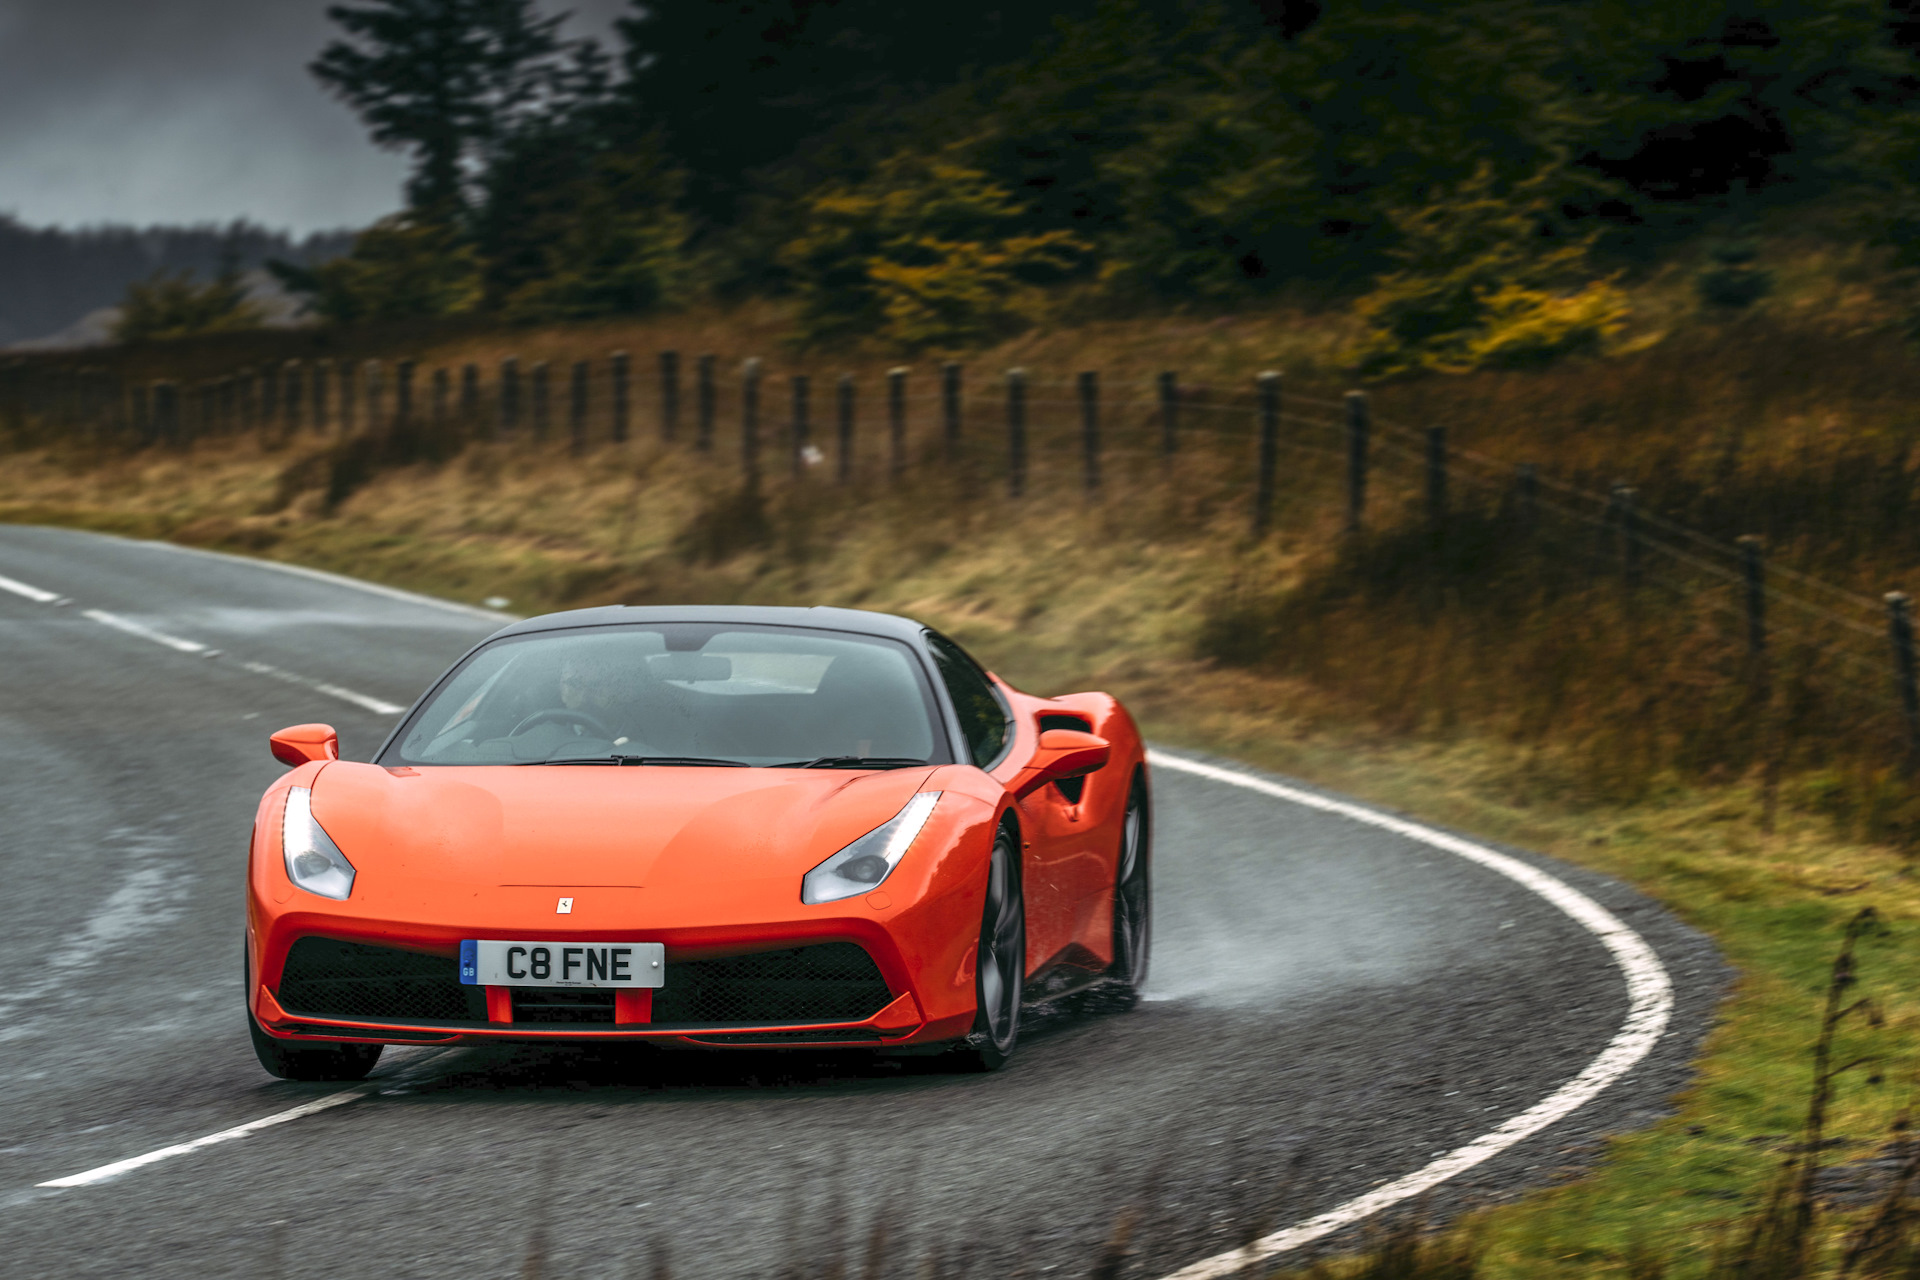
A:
[[781, 152, 1089, 349], [113, 268, 262, 343], [1345, 167, 1628, 378], [274, 215, 483, 325]]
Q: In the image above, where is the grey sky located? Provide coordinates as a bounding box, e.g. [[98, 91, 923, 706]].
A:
[[0, 0, 630, 233]]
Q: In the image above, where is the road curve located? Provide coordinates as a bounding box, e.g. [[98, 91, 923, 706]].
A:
[[0, 525, 1725, 1279]]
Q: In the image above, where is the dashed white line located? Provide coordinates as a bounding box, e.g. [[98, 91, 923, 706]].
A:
[[36, 1090, 368, 1188], [1147, 750, 1675, 1279], [0, 572, 61, 603], [82, 609, 209, 654], [240, 660, 408, 716]]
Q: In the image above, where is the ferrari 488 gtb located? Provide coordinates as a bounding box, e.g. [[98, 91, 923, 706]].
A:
[[245, 606, 1150, 1078]]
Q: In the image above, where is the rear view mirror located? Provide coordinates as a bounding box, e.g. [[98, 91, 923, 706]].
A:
[[270, 723, 340, 768], [1015, 728, 1111, 796], [649, 652, 732, 682]]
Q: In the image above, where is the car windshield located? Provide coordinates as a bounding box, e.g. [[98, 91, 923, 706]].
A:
[[381, 623, 947, 767]]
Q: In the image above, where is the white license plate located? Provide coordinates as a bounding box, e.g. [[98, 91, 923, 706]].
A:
[[458, 940, 665, 988]]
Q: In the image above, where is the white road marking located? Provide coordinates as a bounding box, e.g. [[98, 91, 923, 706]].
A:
[[239, 660, 407, 716], [1146, 751, 1675, 1279], [138, 539, 515, 623], [37, 1090, 369, 1188], [73, 608, 404, 716], [0, 573, 60, 603], [82, 609, 208, 654]]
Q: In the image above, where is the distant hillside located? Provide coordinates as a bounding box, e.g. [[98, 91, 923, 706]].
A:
[[0, 218, 355, 347]]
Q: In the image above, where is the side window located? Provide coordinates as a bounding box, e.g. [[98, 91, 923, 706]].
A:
[[925, 633, 1010, 768]]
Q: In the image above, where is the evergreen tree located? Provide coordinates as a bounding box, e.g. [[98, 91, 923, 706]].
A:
[[310, 0, 593, 217]]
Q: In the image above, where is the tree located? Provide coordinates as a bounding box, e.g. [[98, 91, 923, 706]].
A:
[[114, 267, 262, 343], [310, 0, 595, 216]]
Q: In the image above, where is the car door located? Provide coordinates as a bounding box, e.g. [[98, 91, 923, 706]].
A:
[[924, 632, 1074, 976]]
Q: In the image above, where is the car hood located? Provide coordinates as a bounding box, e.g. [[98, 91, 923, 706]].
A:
[[308, 761, 938, 893]]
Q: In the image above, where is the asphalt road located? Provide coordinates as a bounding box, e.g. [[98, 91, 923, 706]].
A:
[[0, 525, 1726, 1279]]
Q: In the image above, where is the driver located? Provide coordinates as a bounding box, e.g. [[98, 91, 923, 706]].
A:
[[556, 648, 636, 737]]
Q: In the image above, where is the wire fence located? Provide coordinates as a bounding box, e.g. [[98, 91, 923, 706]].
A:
[[3, 347, 1916, 780]]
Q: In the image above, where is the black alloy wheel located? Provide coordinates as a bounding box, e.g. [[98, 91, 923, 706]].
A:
[[957, 824, 1025, 1071], [247, 1009, 383, 1082], [1105, 772, 1152, 1007]]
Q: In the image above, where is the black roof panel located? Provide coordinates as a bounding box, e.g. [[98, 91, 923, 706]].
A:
[[489, 604, 929, 644]]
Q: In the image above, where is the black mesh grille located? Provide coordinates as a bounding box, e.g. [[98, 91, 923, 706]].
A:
[[653, 942, 891, 1025], [511, 988, 615, 1024], [278, 937, 486, 1024]]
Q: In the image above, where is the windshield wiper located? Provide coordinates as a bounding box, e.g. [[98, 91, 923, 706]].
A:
[[527, 755, 751, 767], [769, 756, 930, 770]]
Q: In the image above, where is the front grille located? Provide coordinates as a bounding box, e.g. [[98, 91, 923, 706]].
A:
[[278, 937, 486, 1024], [653, 942, 892, 1026], [686, 1028, 887, 1044], [511, 987, 615, 1024]]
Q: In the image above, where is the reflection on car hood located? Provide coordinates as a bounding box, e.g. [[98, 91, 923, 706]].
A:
[[308, 761, 938, 891]]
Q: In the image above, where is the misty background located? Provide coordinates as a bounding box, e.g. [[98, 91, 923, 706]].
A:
[[0, 0, 626, 345]]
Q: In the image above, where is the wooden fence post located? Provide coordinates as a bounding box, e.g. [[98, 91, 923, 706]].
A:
[[1738, 535, 1767, 656], [742, 358, 762, 486], [432, 367, 450, 431], [570, 360, 589, 456], [154, 381, 178, 448], [1514, 463, 1538, 534], [312, 359, 331, 433], [262, 363, 280, 436], [943, 362, 963, 461], [1079, 371, 1101, 494], [887, 367, 907, 480], [530, 361, 550, 440], [132, 383, 151, 445], [365, 360, 385, 437], [1254, 372, 1280, 534], [1426, 425, 1448, 533], [284, 360, 304, 436], [790, 373, 810, 478], [1159, 371, 1178, 456], [657, 351, 677, 442], [1006, 368, 1027, 498], [339, 362, 356, 435], [499, 356, 519, 438], [395, 359, 415, 438], [610, 351, 631, 445], [697, 354, 716, 453], [1345, 390, 1369, 535], [837, 374, 854, 484], [1889, 591, 1920, 774], [1614, 484, 1641, 588]]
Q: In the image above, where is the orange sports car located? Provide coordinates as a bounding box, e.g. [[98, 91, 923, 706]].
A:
[[245, 605, 1151, 1078]]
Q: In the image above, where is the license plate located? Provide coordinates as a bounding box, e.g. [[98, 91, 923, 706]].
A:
[[459, 940, 665, 988]]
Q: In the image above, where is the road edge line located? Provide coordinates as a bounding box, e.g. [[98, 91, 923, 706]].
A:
[[1145, 749, 1676, 1279]]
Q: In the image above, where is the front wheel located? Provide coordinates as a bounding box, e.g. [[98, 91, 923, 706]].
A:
[[954, 824, 1025, 1072], [248, 1011, 383, 1082], [1104, 772, 1151, 1009]]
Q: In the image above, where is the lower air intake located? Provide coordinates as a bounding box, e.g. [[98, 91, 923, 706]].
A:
[[653, 942, 892, 1025], [277, 937, 486, 1024]]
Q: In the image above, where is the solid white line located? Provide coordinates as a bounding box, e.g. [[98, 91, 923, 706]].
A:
[[1145, 750, 1675, 1279], [240, 660, 407, 716], [81, 609, 208, 654], [0, 572, 60, 603], [36, 1089, 369, 1188]]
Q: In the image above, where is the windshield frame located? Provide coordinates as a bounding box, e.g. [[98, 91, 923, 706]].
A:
[[373, 620, 960, 768]]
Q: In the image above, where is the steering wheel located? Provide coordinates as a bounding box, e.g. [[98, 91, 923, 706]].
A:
[[509, 708, 614, 740]]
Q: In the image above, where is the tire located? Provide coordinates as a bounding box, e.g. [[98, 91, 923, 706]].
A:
[[248, 1010, 383, 1082], [954, 823, 1026, 1072], [1103, 771, 1152, 1010]]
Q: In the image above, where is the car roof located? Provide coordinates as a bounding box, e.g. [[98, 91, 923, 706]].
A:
[[488, 604, 931, 645]]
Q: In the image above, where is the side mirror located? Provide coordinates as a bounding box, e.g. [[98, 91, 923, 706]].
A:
[[1015, 728, 1110, 797], [270, 723, 340, 768]]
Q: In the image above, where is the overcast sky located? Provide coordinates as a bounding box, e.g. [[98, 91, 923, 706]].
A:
[[0, 0, 630, 234]]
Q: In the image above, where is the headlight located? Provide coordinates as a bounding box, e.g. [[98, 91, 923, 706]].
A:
[[802, 792, 941, 904], [282, 786, 356, 900]]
